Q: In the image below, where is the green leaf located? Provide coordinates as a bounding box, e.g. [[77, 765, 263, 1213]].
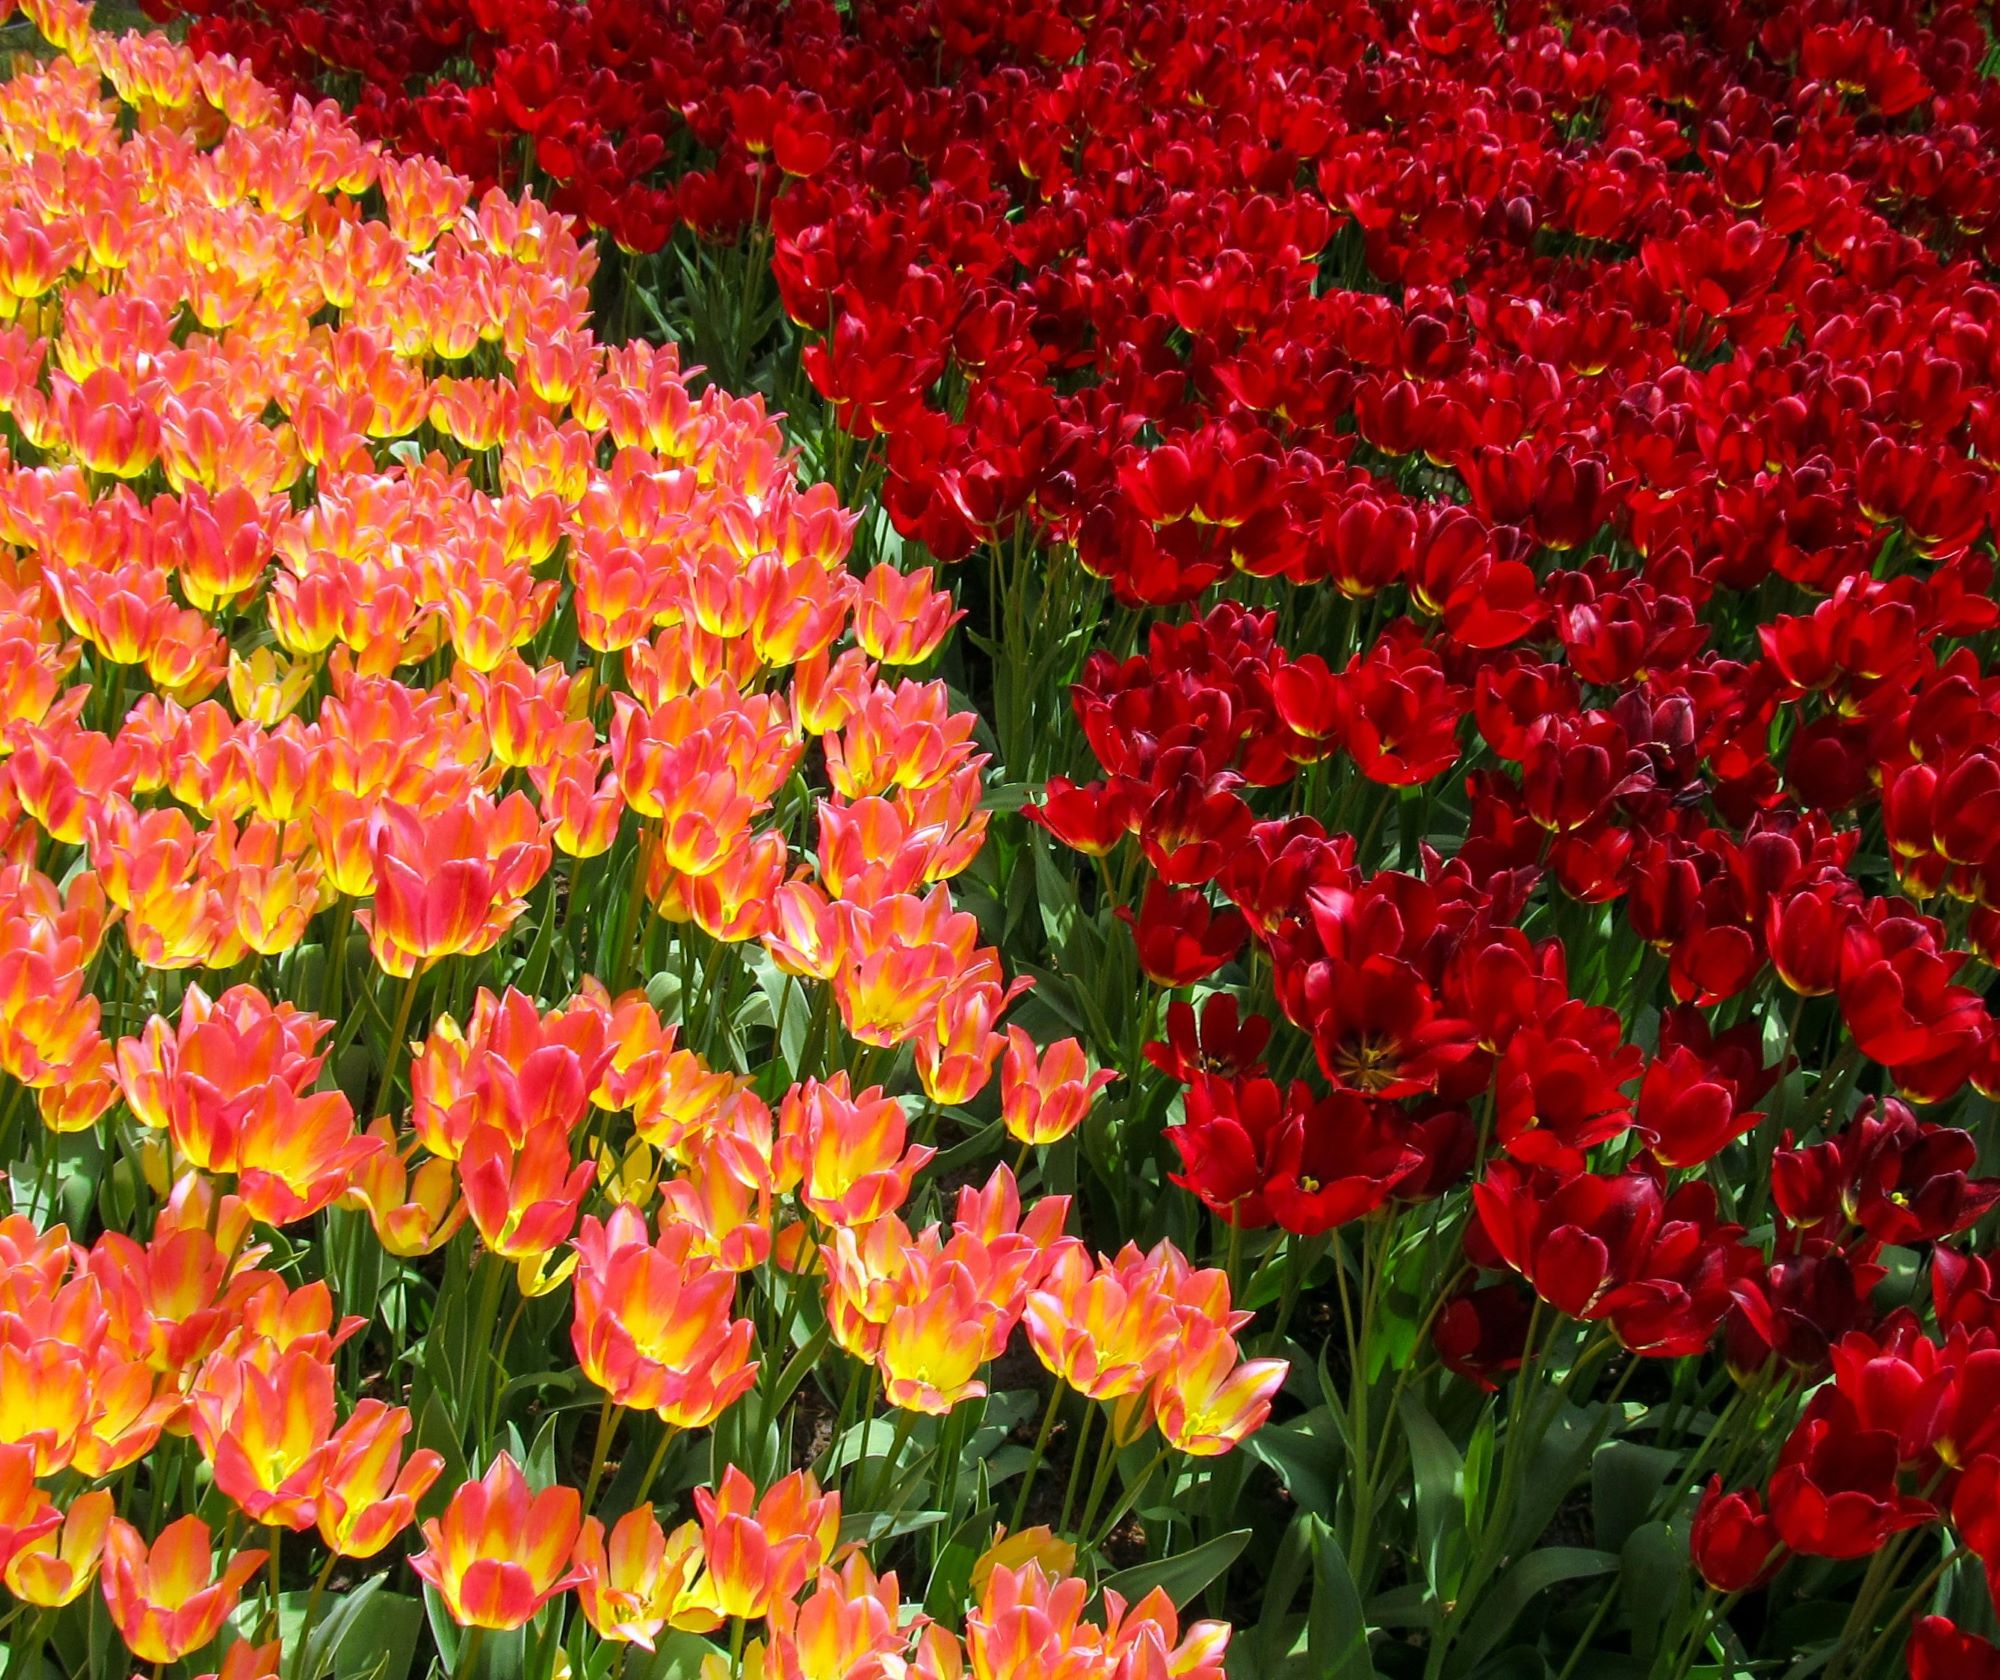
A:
[[767, 1324, 832, 1415], [1251, 1513, 1316, 1674], [1306, 1516, 1377, 1680], [295, 1579, 424, 1680], [1448, 1548, 1616, 1678], [1591, 1442, 1681, 1552], [1399, 1390, 1468, 1602], [1241, 1408, 1340, 1521], [1506, 1398, 1617, 1561], [628, 1632, 726, 1680], [1619, 1521, 1688, 1662], [420, 1583, 459, 1673], [1100, 1528, 1251, 1609]]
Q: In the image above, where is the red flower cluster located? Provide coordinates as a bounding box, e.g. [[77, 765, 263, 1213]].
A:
[[156, 0, 2000, 581]]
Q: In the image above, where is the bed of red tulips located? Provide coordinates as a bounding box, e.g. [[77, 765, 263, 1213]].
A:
[[6, 0, 2000, 1675]]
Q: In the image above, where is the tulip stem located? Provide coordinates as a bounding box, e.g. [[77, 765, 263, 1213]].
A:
[[610, 827, 651, 990], [1007, 1382, 1064, 1536], [866, 1405, 918, 1515], [1844, 1544, 1961, 1680], [1058, 1403, 1096, 1536], [1089, 1445, 1171, 1553], [264, 1528, 283, 1637], [289, 1551, 342, 1680], [374, 969, 423, 1122], [632, 1425, 676, 1508], [484, 1295, 529, 1441], [581, 1393, 620, 1515], [1073, 1421, 1123, 1551], [455, 1624, 487, 1680]]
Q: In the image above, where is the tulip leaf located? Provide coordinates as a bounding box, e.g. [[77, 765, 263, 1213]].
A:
[[1099, 1527, 1250, 1610], [1250, 1512, 1316, 1674], [1618, 1521, 1688, 1661], [1590, 1442, 1681, 1552], [767, 1323, 832, 1414], [1241, 1408, 1340, 1522], [1306, 1517, 1378, 1680], [980, 781, 1037, 813], [627, 1633, 726, 1680], [291, 1578, 424, 1680], [1506, 1398, 1616, 1561], [12, 1127, 101, 1230], [839, 1505, 947, 1546], [1398, 1391, 1468, 1602], [1447, 1547, 1616, 1678], [925, 1507, 996, 1618], [419, 1583, 458, 1673]]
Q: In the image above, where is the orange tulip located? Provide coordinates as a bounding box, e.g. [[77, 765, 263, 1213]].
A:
[[316, 1400, 444, 1559], [1000, 1029, 1117, 1147], [0, 1339, 90, 1472], [572, 1505, 701, 1650], [192, 1640, 285, 1680], [1153, 1322, 1289, 1458], [5, 1488, 114, 1606], [776, 1073, 934, 1229], [571, 1206, 758, 1428], [768, 1556, 912, 1680], [188, 1346, 336, 1529], [340, 1121, 467, 1257], [853, 564, 961, 666], [1023, 1245, 1183, 1402], [409, 1455, 582, 1631], [833, 890, 984, 1048], [359, 792, 551, 978], [0, 1443, 61, 1575], [100, 1514, 266, 1664], [461, 1120, 596, 1262], [914, 975, 1015, 1107], [688, 1466, 839, 1625], [409, 986, 612, 1160]]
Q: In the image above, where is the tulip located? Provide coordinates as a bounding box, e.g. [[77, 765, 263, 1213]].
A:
[[6, 1488, 114, 1607], [0, 1443, 60, 1575], [689, 1466, 839, 1625], [360, 793, 552, 978], [777, 1074, 934, 1228], [409, 1456, 582, 1631], [316, 1401, 445, 1560], [1154, 1323, 1288, 1457], [188, 1346, 337, 1529], [460, 1121, 595, 1262], [572, 1505, 700, 1650], [571, 1207, 759, 1428], [999, 1030, 1115, 1147], [1689, 1478, 1783, 1591], [1911, 1618, 2000, 1680], [100, 1515, 266, 1664]]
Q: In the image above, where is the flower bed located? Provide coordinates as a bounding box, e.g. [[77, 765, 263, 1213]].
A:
[[19, 0, 2000, 1674], [0, 6, 1277, 1680]]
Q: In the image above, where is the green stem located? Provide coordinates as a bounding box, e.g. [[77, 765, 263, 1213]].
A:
[[1073, 1417, 1123, 1553], [1090, 1446, 1171, 1552], [1008, 1383, 1064, 1536], [632, 1426, 677, 1509], [1058, 1403, 1097, 1537], [581, 1394, 620, 1515], [289, 1551, 342, 1680], [373, 968, 423, 1122]]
